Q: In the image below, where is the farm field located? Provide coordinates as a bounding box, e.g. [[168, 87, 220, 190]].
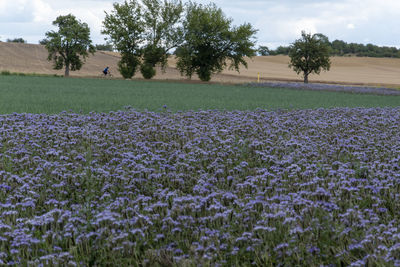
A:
[[1, 43, 400, 266], [0, 75, 399, 114], [0, 108, 399, 265], [1, 42, 400, 86]]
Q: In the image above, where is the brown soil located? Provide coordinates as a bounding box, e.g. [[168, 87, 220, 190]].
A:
[[1, 42, 400, 87]]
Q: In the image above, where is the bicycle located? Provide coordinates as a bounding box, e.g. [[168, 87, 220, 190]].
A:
[[100, 70, 113, 78]]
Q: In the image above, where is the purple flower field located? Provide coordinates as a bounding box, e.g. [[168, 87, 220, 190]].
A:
[[0, 108, 399, 266]]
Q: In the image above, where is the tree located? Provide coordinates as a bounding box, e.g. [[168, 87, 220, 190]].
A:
[[140, 0, 183, 79], [275, 45, 290, 55], [102, 0, 145, 78], [258, 46, 270, 56], [313, 33, 330, 46], [288, 31, 331, 83], [95, 43, 114, 51], [7, 38, 26, 43], [39, 39, 49, 45], [102, 0, 183, 79], [44, 14, 95, 77], [176, 2, 257, 81], [331, 40, 346, 55]]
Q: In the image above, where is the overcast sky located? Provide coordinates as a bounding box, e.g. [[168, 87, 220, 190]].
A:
[[1, 0, 400, 49]]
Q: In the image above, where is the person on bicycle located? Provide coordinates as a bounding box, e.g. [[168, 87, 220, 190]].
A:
[[103, 66, 110, 76]]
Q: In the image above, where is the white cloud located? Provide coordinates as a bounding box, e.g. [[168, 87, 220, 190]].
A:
[[1, 0, 400, 47], [0, 0, 35, 22], [32, 0, 53, 23], [0, 0, 117, 43], [347, 23, 355, 29]]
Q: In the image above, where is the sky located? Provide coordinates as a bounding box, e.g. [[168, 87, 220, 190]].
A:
[[1, 0, 400, 49]]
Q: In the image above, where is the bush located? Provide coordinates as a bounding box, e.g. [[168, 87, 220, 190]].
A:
[[140, 64, 156, 79], [95, 43, 113, 51], [197, 68, 212, 82], [118, 54, 140, 79], [1, 70, 11, 75], [7, 38, 26, 43]]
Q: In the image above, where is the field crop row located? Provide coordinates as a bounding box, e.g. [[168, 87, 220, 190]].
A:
[[0, 108, 399, 266]]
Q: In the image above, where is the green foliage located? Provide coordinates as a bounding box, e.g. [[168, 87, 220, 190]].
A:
[[258, 46, 270, 56], [1, 70, 11, 75], [118, 53, 140, 79], [7, 38, 26, 43], [176, 2, 257, 81], [274, 46, 291, 55], [102, 1, 144, 78], [0, 71, 63, 77], [141, 0, 183, 79], [313, 33, 330, 46], [102, 0, 183, 79], [95, 43, 114, 51], [289, 31, 331, 83], [331, 41, 400, 57], [39, 39, 48, 45], [140, 45, 168, 80], [43, 14, 95, 77], [102, 1, 144, 55], [142, 0, 183, 67], [140, 63, 157, 79], [266, 36, 400, 58]]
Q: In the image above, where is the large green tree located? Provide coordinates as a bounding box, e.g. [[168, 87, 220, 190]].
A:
[[140, 0, 183, 79], [44, 14, 95, 77], [288, 31, 331, 83], [102, 0, 183, 79], [176, 2, 257, 81], [102, 0, 144, 79]]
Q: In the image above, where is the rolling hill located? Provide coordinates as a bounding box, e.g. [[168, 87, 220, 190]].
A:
[[1, 42, 400, 86]]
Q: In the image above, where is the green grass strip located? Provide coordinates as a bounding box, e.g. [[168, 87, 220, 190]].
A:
[[0, 75, 398, 114]]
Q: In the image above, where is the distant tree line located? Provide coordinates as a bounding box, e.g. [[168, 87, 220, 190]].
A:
[[259, 37, 400, 58], [95, 43, 114, 51], [7, 38, 27, 43], [329, 40, 400, 57]]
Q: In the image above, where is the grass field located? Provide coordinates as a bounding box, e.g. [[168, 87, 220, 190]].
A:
[[0, 75, 399, 114]]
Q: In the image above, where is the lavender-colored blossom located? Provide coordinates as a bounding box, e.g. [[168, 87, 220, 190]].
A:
[[0, 108, 399, 265]]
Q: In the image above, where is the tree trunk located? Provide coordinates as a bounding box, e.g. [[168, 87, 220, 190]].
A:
[[65, 64, 70, 77], [304, 73, 309, 83]]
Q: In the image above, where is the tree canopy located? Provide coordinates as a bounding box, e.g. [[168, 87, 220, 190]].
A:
[[263, 36, 400, 58], [102, 0, 183, 79], [258, 46, 270, 56], [7, 38, 26, 43], [288, 31, 331, 83], [44, 14, 95, 77], [102, 0, 144, 79], [140, 0, 183, 79], [175, 2, 257, 81], [95, 43, 114, 51]]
